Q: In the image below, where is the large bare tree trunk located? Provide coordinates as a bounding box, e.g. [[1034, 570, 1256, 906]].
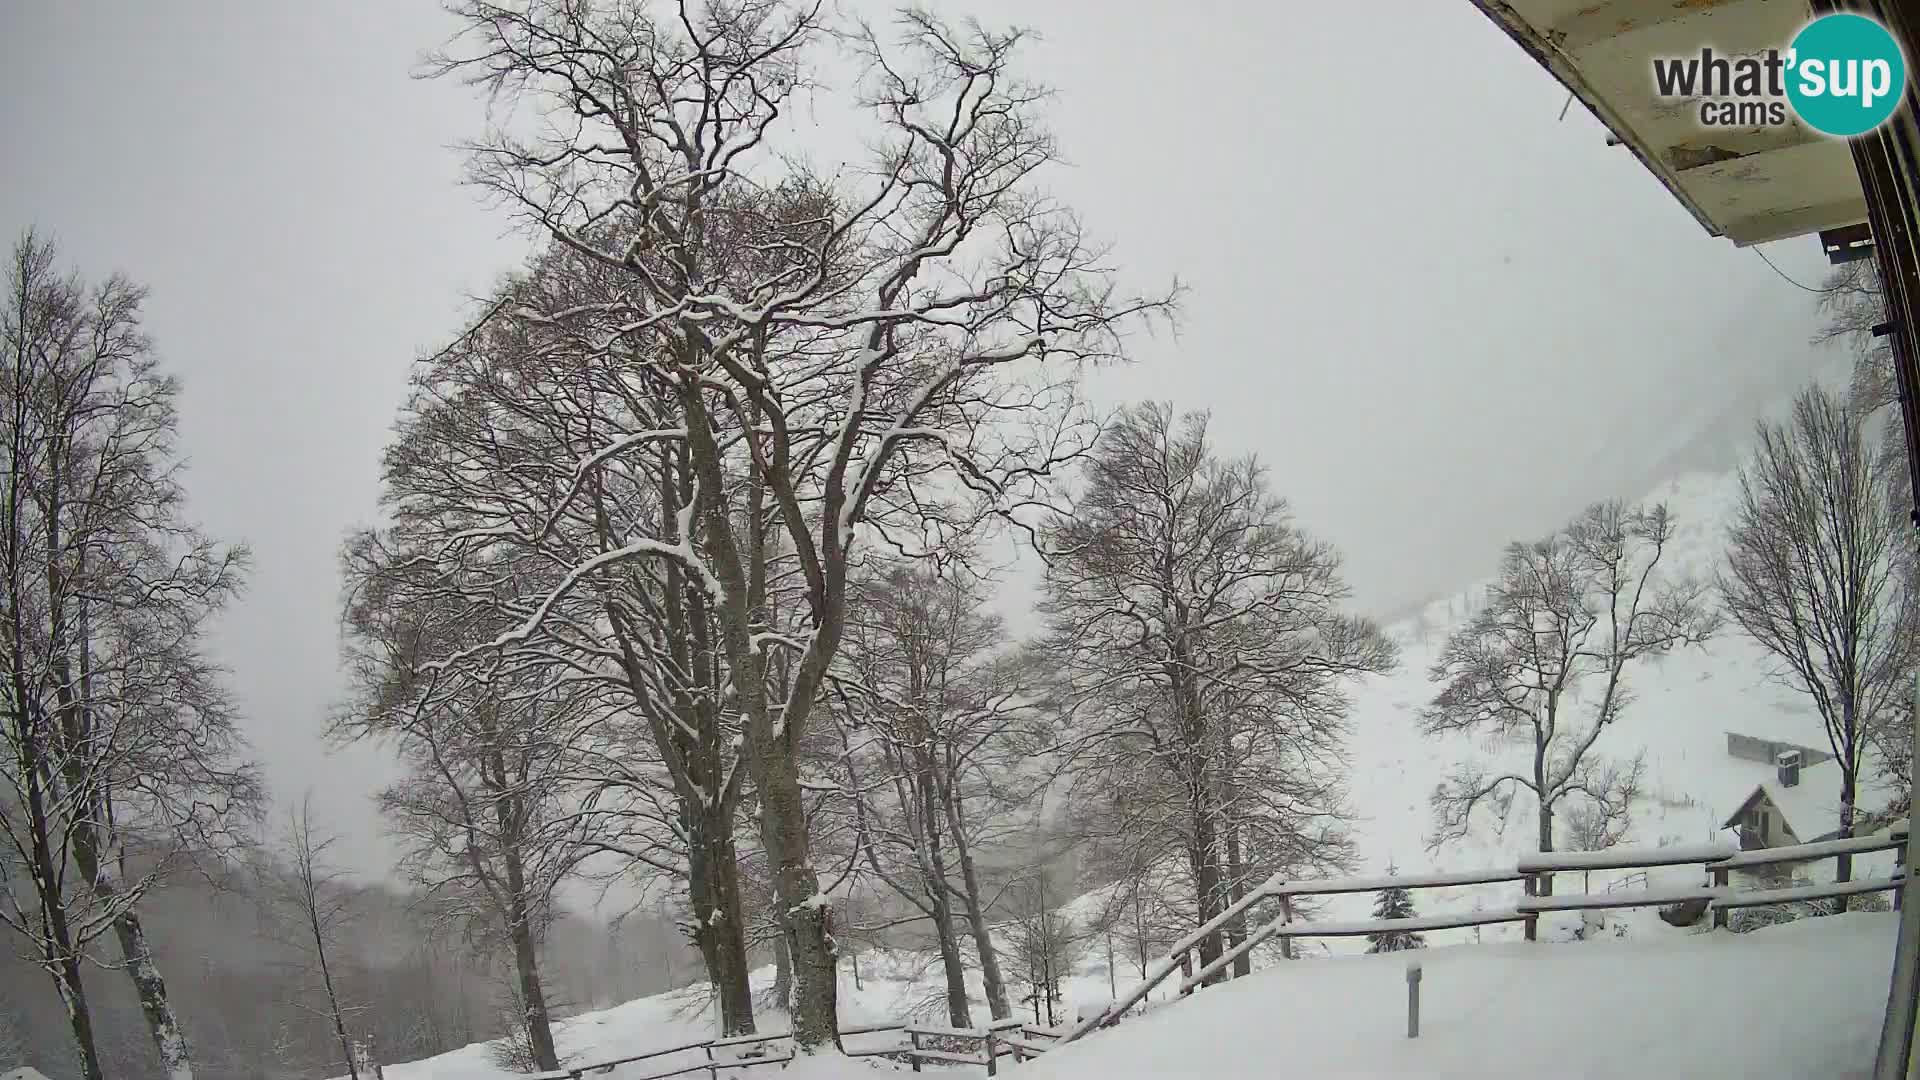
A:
[[68, 824, 194, 1080], [1187, 828, 1226, 980], [1224, 823, 1250, 979], [687, 813, 755, 1035], [747, 731, 837, 1048], [114, 909, 193, 1080]]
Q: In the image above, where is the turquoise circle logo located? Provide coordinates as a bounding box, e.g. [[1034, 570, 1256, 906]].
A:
[[1786, 13, 1906, 137]]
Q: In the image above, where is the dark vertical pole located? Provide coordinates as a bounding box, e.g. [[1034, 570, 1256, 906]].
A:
[[1712, 866, 1730, 930], [1834, 5, 1920, 1075]]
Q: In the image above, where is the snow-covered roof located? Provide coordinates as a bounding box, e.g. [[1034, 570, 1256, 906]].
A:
[[1721, 759, 1900, 843], [2, 1069, 51, 1080]]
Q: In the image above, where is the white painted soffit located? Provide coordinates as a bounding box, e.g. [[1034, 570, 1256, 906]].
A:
[[1470, 0, 1869, 246]]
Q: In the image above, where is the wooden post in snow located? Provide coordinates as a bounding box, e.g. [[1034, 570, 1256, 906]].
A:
[[1712, 865, 1731, 928], [1522, 873, 1537, 941], [1278, 893, 1295, 960], [1405, 960, 1422, 1039]]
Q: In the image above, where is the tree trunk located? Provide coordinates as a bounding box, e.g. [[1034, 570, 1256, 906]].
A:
[[943, 774, 1011, 1019], [1105, 931, 1116, 1000], [915, 749, 971, 1028], [11, 720, 105, 1080], [747, 718, 837, 1051], [501, 842, 559, 1071], [772, 935, 792, 1010], [1133, 889, 1150, 981], [687, 812, 756, 1035], [1172, 655, 1225, 980], [112, 907, 194, 1080], [314, 909, 359, 1080], [67, 804, 194, 1080], [55, 950, 106, 1080], [1187, 824, 1226, 981], [1224, 823, 1250, 978], [1535, 746, 1555, 897], [1837, 764, 1858, 913]]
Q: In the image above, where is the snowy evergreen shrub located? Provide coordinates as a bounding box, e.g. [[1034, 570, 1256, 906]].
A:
[[1365, 867, 1426, 953]]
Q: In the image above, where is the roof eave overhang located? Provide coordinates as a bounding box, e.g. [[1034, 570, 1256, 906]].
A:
[[1466, 0, 1870, 247]]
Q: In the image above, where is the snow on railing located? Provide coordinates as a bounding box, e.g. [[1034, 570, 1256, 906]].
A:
[[1052, 825, 1912, 1048]]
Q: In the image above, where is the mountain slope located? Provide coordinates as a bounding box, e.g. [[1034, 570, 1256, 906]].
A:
[[1333, 468, 1894, 941]]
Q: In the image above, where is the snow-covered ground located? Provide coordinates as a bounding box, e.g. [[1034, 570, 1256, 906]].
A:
[[357, 465, 1906, 1079], [353, 911, 1900, 1080], [1021, 912, 1898, 1080]]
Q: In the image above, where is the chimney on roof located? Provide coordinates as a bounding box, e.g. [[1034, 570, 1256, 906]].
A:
[[1777, 750, 1802, 788]]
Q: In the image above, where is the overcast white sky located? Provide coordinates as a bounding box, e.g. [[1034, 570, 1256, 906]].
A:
[[0, 2, 1849, 876]]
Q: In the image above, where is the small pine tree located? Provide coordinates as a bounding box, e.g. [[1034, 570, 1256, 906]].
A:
[[1366, 865, 1427, 954]]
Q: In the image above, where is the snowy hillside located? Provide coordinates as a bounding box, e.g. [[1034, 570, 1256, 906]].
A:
[[1331, 468, 1894, 942]]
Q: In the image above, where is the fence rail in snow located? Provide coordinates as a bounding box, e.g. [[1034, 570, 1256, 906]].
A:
[[1055, 825, 1911, 1046], [543, 1014, 1054, 1080]]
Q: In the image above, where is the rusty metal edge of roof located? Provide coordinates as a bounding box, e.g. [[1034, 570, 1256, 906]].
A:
[[1464, 0, 1729, 241]]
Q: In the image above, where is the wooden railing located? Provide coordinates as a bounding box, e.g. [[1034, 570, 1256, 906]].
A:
[[1055, 825, 1911, 1047], [534, 1016, 1072, 1080]]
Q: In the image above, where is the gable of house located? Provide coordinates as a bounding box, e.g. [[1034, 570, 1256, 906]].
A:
[[1725, 787, 1799, 848], [1719, 759, 1898, 847]]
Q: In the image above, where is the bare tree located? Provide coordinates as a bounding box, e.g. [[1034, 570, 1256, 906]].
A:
[[1722, 384, 1917, 896], [422, 0, 1168, 1049], [834, 560, 1039, 1023], [1042, 402, 1392, 978], [1815, 263, 1917, 822], [338, 544, 608, 1073], [369, 299, 767, 1035], [1423, 501, 1716, 884], [0, 230, 260, 1080], [258, 794, 364, 1080], [1004, 861, 1084, 1028]]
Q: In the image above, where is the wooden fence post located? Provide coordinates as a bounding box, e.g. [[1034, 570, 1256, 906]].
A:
[[1279, 893, 1295, 960], [1898, 843, 1908, 912], [1522, 873, 1537, 941], [909, 1029, 921, 1073], [1711, 865, 1730, 929], [702, 1042, 716, 1080], [985, 1030, 997, 1077]]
